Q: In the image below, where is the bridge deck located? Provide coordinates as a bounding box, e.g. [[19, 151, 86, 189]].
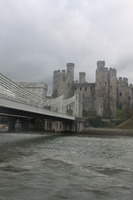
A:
[[0, 97, 75, 121], [0, 73, 76, 121]]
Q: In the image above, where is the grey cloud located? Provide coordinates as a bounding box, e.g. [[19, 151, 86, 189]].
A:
[[0, 0, 133, 95]]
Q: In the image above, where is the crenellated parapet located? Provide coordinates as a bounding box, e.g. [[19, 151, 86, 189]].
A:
[[97, 60, 105, 70], [53, 70, 60, 75], [117, 77, 128, 87], [109, 68, 117, 77], [96, 61, 117, 77], [53, 69, 67, 75]]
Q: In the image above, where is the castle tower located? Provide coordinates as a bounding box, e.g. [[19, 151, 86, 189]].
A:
[[79, 72, 86, 83], [53, 70, 61, 97], [52, 63, 74, 98], [117, 77, 129, 110], [67, 63, 74, 83], [95, 61, 117, 118]]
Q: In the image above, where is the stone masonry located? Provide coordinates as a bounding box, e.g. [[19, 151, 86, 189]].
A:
[[17, 82, 48, 97], [17, 61, 133, 119], [52, 61, 133, 118]]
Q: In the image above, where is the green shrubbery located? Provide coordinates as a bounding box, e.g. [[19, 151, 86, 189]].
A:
[[117, 107, 132, 120], [83, 110, 96, 118], [85, 116, 107, 128]]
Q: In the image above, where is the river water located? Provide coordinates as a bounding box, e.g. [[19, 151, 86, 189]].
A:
[[0, 132, 133, 200]]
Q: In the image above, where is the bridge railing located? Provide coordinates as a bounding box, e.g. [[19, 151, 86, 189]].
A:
[[0, 73, 79, 116], [0, 73, 44, 107]]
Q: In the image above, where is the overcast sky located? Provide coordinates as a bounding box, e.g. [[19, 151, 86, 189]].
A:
[[0, 0, 133, 94]]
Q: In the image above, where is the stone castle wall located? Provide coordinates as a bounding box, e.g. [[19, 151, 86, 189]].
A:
[[52, 61, 133, 118], [72, 82, 95, 113], [17, 61, 133, 119], [17, 82, 48, 97]]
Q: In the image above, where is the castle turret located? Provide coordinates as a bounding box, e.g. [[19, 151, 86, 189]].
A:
[[79, 72, 86, 83], [67, 63, 74, 83], [97, 61, 105, 70]]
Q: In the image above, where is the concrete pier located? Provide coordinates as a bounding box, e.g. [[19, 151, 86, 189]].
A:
[[8, 116, 17, 132]]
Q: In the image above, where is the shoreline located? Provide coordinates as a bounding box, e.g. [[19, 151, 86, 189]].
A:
[[78, 127, 133, 136], [1, 127, 133, 136]]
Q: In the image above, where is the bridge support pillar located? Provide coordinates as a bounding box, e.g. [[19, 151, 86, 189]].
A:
[[21, 119, 29, 131], [8, 116, 17, 132], [74, 118, 84, 132], [62, 121, 74, 133], [44, 120, 52, 132]]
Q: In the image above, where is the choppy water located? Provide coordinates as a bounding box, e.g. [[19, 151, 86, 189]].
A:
[[0, 132, 133, 200]]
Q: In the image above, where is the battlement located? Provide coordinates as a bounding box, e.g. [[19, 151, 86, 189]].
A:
[[54, 63, 74, 76], [67, 63, 75, 67], [118, 77, 128, 82], [118, 77, 128, 86], [54, 70, 61, 75], [123, 77, 128, 83], [97, 61, 105, 70], [97, 61, 116, 74], [109, 68, 117, 76], [79, 72, 86, 75], [96, 61, 117, 78], [54, 70, 67, 75]]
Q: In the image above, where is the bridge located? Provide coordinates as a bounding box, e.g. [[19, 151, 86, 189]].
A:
[[0, 73, 81, 132]]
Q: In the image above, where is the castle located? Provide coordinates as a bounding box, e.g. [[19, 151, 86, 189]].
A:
[[52, 61, 133, 118], [17, 61, 133, 119]]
